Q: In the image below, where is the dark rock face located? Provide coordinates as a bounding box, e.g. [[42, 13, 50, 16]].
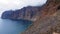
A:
[[1, 10, 14, 19], [1, 6, 42, 21]]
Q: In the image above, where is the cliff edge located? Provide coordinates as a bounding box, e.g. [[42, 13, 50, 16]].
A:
[[22, 0, 60, 34]]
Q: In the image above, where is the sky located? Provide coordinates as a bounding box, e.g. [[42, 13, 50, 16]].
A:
[[0, 0, 47, 17]]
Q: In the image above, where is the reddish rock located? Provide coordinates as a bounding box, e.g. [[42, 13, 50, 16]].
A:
[[22, 0, 60, 34]]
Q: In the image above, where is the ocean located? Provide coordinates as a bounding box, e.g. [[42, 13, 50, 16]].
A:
[[0, 18, 32, 34]]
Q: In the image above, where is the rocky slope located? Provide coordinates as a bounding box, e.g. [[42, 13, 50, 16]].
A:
[[22, 0, 60, 34]]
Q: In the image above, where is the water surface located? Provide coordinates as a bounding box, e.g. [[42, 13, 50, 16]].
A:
[[0, 18, 32, 34]]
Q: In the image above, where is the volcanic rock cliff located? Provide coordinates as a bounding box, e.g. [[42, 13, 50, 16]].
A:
[[22, 0, 60, 34], [1, 6, 42, 21], [1, 0, 60, 34]]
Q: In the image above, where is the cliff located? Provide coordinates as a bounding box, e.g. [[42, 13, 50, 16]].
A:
[[22, 0, 60, 34], [1, 6, 42, 21], [1, 10, 14, 19], [1, 0, 60, 34]]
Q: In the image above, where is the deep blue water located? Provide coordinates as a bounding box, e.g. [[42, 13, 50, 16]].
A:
[[0, 18, 32, 34]]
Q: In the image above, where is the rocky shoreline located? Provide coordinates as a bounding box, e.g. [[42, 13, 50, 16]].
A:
[[1, 0, 60, 34]]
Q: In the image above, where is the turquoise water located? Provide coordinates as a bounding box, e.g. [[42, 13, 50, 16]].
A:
[[0, 18, 32, 34]]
